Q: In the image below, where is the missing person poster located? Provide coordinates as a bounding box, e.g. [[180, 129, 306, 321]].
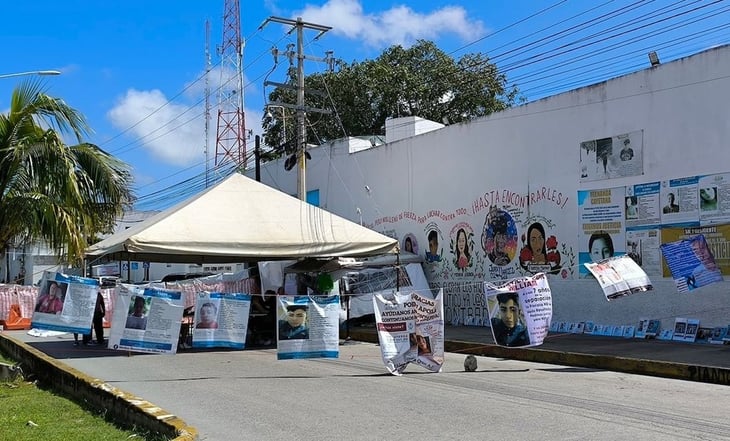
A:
[[483, 273, 552, 348], [372, 289, 445, 375], [661, 225, 730, 276], [192, 292, 251, 349], [577, 187, 626, 277], [698, 173, 730, 226], [660, 234, 723, 293], [584, 255, 653, 301], [108, 284, 184, 354], [30, 272, 100, 334], [660, 176, 699, 226], [276, 295, 340, 360]]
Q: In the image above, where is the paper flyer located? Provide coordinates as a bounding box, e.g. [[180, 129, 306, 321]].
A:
[[660, 234, 723, 292], [30, 271, 100, 334], [660, 176, 699, 226], [584, 255, 653, 301], [698, 172, 730, 225], [484, 273, 553, 348], [276, 295, 340, 360], [192, 292, 251, 349], [108, 284, 184, 354]]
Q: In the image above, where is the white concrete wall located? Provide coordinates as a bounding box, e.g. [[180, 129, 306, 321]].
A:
[[251, 45, 730, 332]]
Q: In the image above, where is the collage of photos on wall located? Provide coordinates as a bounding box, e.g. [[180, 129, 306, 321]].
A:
[[578, 165, 730, 284]]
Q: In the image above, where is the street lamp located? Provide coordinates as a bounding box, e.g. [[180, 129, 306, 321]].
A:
[[265, 105, 286, 149], [0, 70, 61, 79]]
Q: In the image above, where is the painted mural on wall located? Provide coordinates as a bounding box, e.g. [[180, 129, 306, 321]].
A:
[[518, 217, 575, 279], [372, 184, 575, 325], [402, 233, 418, 254], [450, 222, 476, 271], [579, 130, 643, 182]]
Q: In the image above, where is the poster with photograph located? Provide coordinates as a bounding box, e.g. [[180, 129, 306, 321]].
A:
[[30, 272, 100, 334], [625, 182, 661, 227], [684, 318, 700, 343], [660, 234, 723, 292], [276, 295, 340, 360], [626, 228, 662, 276], [635, 317, 649, 339], [192, 292, 251, 349], [672, 317, 688, 341], [661, 225, 730, 276], [660, 176, 699, 226], [584, 255, 653, 301], [579, 130, 643, 182], [411, 289, 445, 373], [698, 173, 730, 225], [484, 273, 552, 348], [108, 284, 184, 354], [373, 291, 418, 375], [577, 187, 626, 277], [372, 288, 445, 375]]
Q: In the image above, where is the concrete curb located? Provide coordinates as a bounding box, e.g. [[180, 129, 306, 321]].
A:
[[0, 333, 198, 441], [348, 329, 730, 386]]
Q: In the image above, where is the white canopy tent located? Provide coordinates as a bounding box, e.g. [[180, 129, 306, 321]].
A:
[[85, 173, 398, 264]]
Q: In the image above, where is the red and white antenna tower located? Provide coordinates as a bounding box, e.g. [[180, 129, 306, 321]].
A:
[[214, 0, 245, 167]]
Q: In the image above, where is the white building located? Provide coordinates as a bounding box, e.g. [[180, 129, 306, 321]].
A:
[[249, 45, 730, 331]]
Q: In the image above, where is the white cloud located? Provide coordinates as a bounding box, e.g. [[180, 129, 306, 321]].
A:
[[107, 89, 206, 167], [107, 87, 264, 168], [295, 0, 485, 48]]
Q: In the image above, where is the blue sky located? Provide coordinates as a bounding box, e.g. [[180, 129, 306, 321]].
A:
[[2, 0, 728, 211]]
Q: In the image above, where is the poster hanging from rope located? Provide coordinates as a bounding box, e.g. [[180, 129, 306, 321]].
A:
[[372, 288, 444, 375], [30, 271, 99, 334], [484, 273, 552, 348], [108, 284, 184, 354], [660, 234, 722, 292], [192, 292, 251, 349], [276, 294, 340, 360], [584, 255, 653, 301]]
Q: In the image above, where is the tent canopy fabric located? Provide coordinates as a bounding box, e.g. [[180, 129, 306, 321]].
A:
[[85, 173, 398, 264]]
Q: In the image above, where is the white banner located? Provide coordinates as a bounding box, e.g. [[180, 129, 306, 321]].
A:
[[276, 295, 340, 360], [108, 284, 184, 354], [373, 289, 445, 375], [192, 292, 251, 349], [484, 273, 552, 347], [30, 272, 99, 334]]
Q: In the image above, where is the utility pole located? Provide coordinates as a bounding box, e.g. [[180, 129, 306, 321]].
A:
[[259, 16, 332, 201]]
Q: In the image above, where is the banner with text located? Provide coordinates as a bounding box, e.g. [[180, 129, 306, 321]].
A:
[[484, 273, 552, 348], [276, 295, 340, 360], [373, 289, 445, 375], [30, 272, 100, 334], [108, 284, 184, 354], [192, 292, 251, 349]]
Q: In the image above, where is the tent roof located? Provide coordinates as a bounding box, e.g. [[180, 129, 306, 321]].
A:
[[85, 173, 398, 264]]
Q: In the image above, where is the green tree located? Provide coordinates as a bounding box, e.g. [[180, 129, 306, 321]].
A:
[[263, 40, 519, 152], [0, 80, 133, 268]]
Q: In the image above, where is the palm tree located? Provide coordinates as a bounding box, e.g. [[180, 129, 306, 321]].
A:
[[0, 80, 133, 269]]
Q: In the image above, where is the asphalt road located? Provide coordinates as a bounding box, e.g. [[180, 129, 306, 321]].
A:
[[51, 339, 730, 441]]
